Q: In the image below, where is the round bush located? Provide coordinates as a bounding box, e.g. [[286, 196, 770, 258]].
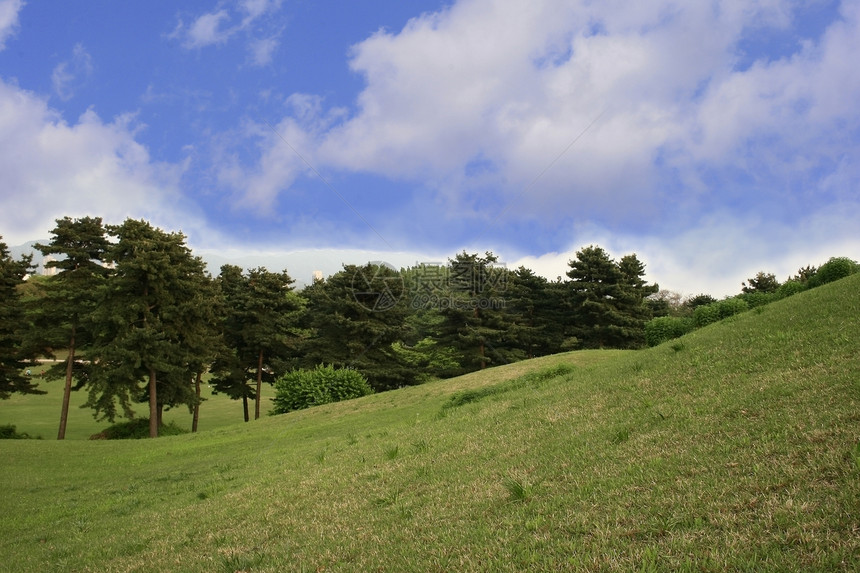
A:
[[716, 297, 749, 319], [808, 257, 859, 287], [271, 365, 373, 415], [645, 316, 694, 347], [776, 279, 806, 299], [738, 291, 776, 309], [693, 304, 721, 327], [694, 297, 749, 327]]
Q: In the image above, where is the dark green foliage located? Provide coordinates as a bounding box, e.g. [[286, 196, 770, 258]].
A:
[[0, 237, 41, 399], [0, 424, 41, 439], [693, 297, 749, 327], [434, 252, 517, 373], [86, 219, 213, 437], [505, 267, 566, 358], [210, 265, 305, 421], [685, 294, 717, 310], [301, 263, 412, 391], [790, 265, 818, 284], [742, 271, 780, 294], [31, 216, 110, 438], [738, 291, 778, 309], [271, 364, 373, 414], [808, 257, 859, 287], [89, 418, 189, 440], [776, 279, 807, 299], [564, 246, 658, 349], [645, 316, 695, 346]]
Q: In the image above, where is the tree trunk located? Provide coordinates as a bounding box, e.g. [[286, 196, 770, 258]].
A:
[[475, 307, 486, 370], [157, 402, 164, 428], [57, 324, 76, 440], [255, 349, 264, 420], [192, 371, 202, 433], [149, 368, 158, 438], [242, 394, 249, 423]]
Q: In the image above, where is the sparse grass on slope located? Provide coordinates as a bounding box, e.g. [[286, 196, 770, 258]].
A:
[[1, 275, 859, 572]]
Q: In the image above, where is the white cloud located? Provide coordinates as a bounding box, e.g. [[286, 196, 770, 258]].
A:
[[215, 94, 348, 210], [159, 0, 860, 292], [249, 35, 278, 66], [0, 0, 24, 50], [509, 205, 860, 299], [51, 43, 93, 101], [0, 78, 211, 246], [239, 0, 282, 27], [221, 1, 853, 222], [185, 9, 233, 48], [176, 0, 283, 51]]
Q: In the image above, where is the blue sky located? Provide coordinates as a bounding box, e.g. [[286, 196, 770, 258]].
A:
[[1, 0, 858, 295]]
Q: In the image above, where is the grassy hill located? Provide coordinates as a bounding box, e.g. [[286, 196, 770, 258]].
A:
[[1, 274, 859, 572]]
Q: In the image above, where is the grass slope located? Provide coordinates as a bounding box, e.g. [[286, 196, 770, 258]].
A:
[[1, 275, 859, 572]]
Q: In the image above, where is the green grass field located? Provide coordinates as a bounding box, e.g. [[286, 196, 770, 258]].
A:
[[1, 370, 272, 440], [1, 274, 859, 572]]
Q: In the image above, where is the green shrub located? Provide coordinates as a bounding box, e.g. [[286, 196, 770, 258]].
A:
[[89, 419, 188, 440], [738, 291, 777, 309], [645, 316, 695, 346], [0, 424, 40, 439], [693, 303, 721, 327], [808, 257, 859, 287], [776, 279, 807, 299], [271, 365, 373, 415], [716, 297, 749, 319], [694, 297, 749, 327]]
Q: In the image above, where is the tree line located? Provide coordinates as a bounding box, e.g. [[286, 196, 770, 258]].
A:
[[5, 216, 852, 438]]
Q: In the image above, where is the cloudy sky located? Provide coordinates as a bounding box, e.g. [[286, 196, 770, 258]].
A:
[[1, 0, 858, 295]]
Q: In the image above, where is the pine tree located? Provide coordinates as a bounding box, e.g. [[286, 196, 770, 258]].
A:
[[505, 266, 564, 358], [0, 237, 41, 399], [615, 254, 659, 348], [565, 246, 657, 349], [565, 245, 624, 349], [210, 265, 305, 421], [31, 216, 109, 438], [301, 263, 412, 391], [86, 219, 210, 437], [436, 252, 513, 373]]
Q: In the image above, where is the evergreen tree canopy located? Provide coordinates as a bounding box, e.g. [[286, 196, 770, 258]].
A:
[[301, 263, 412, 391], [565, 246, 658, 349], [0, 237, 41, 399], [210, 265, 305, 421], [31, 216, 110, 438], [435, 251, 514, 373], [86, 219, 211, 437]]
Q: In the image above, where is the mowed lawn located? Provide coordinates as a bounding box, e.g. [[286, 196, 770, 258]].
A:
[[0, 274, 859, 572], [1, 371, 269, 440]]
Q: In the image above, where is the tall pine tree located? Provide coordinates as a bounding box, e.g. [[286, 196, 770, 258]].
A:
[[436, 252, 513, 373], [210, 265, 305, 421], [565, 246, 657, 349], [0, 237, 41, 399], [86, 219, 210, 437], [31, 216, 109, 439], [301, 263, 412, 391], [505, 266, 565, 358]]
